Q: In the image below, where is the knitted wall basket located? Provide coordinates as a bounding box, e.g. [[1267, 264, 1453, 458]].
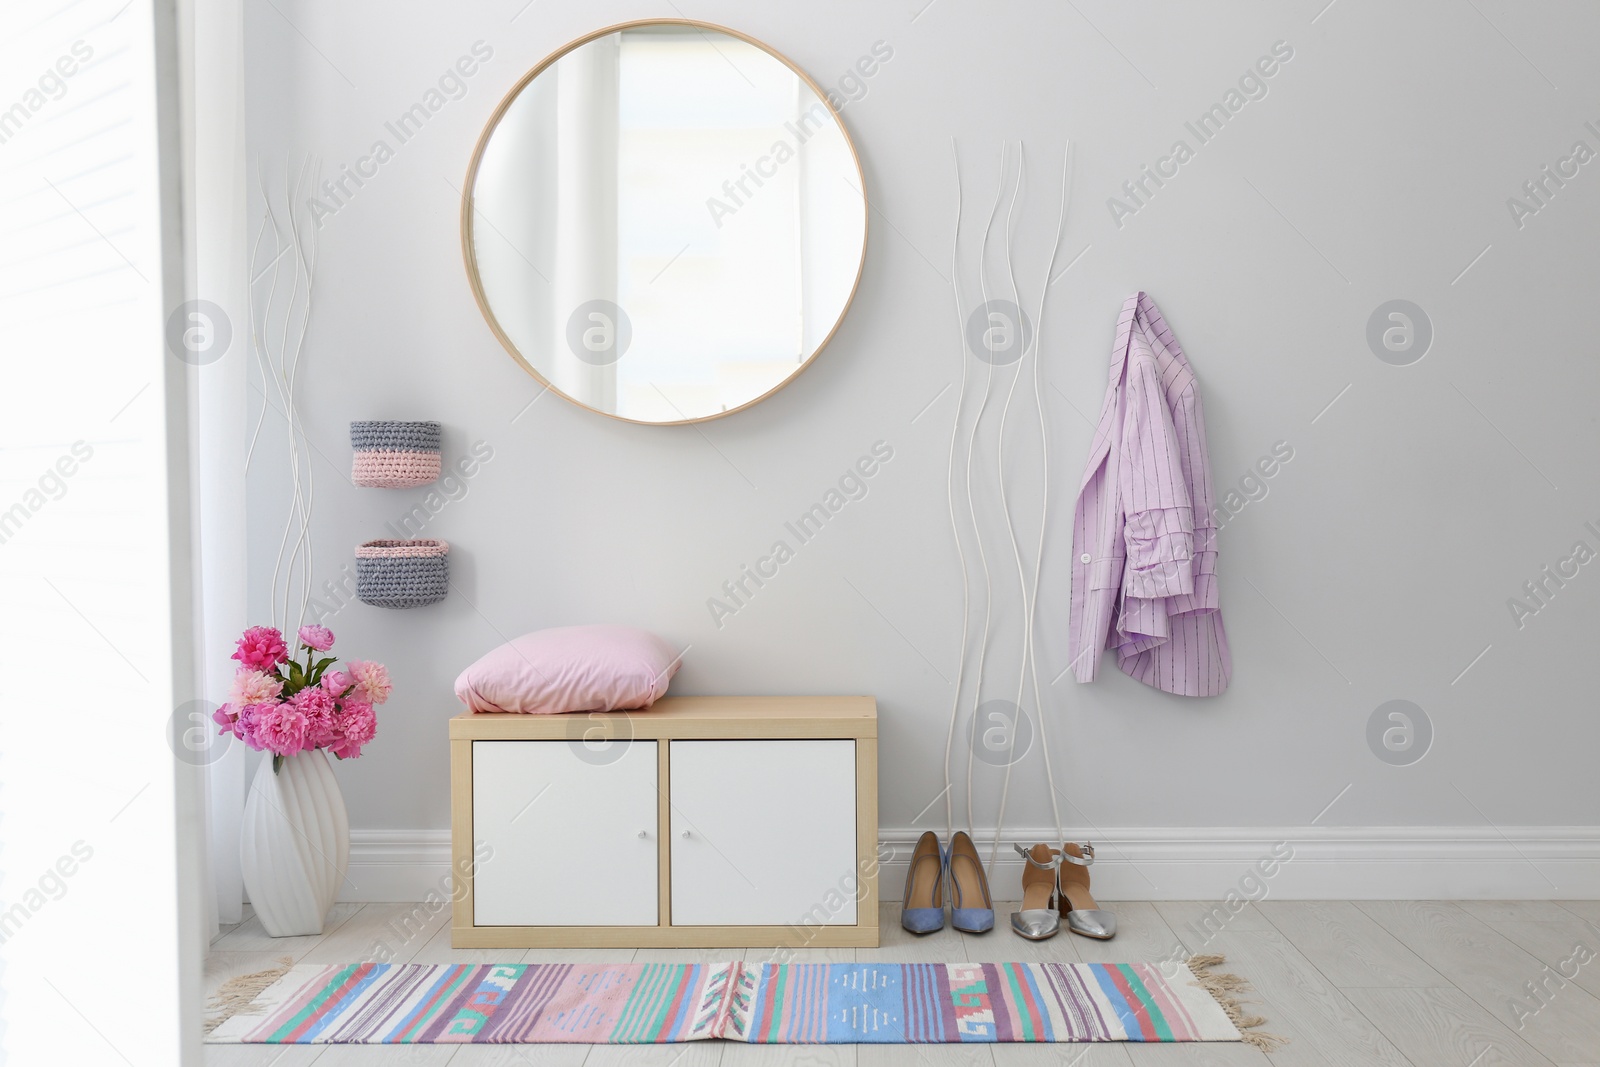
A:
[[355, 539, 449, 608], [351, 421, 441, 488]]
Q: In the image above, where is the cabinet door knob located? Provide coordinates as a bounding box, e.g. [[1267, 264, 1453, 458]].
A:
[[681, 830, 692, 839], [637, 830, 648, 838]]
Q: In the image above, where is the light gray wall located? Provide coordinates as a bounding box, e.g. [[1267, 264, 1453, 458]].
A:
[[241, 0, 1600, 839]]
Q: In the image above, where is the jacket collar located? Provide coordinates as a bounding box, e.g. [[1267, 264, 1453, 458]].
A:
[[1136, 291, 1190, 372]]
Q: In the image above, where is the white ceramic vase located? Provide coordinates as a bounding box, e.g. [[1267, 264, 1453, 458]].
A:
[[241, 749, 350, 937]]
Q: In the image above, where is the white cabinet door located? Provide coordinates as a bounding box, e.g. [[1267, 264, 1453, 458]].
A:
[[473, 740, 658, 926], [670, 740, 857, 927]]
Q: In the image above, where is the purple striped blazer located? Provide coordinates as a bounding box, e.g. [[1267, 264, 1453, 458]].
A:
[[1066, 292, 1231, 697]]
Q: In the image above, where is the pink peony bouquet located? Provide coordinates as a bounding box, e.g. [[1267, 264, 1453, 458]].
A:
[[214, 624, 391, 772]]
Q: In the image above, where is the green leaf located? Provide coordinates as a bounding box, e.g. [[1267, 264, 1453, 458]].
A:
[[306, 656, 336, 686], [272, 753, 284, 775]]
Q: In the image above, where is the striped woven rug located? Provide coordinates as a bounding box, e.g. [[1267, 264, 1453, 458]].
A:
[[208, 959, 1244, 1044]]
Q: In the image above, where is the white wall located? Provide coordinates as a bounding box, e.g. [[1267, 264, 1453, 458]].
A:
[[240, 0, 1600, 896]]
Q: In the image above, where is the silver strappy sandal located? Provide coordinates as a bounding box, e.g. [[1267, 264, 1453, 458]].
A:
[[1010, 843, 1063, 940], [1059, 841, 1116, 940]]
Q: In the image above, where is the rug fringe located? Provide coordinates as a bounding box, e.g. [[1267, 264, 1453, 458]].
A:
[[204, 956, 294, 1034], [1186, 953, 1287, 1051]]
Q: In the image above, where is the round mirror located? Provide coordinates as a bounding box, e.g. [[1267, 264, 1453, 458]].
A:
[[462, 20, 868, 425]]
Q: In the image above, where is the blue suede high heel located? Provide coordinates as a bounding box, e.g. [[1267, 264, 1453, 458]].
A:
[[947, 831, 995, 933], [900, 830, 946, 934]]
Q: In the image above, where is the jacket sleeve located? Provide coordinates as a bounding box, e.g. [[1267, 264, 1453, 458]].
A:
[[1118, 356, 1194, 599], [1165, 383, 1220, 616]]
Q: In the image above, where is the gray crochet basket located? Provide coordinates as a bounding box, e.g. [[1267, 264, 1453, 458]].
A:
[[355, 539, 449, 608]]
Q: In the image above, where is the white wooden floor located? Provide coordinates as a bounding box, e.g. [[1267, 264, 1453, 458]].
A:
[[206, 899, 1600, 1067]]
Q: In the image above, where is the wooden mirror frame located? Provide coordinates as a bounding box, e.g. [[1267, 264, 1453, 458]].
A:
[[459, 18, 869, 426]]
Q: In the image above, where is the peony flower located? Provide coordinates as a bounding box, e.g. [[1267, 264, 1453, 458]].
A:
[[290, 686, 338, 748], [213, 703, 237, 735], [252, 700, 311, 757], [298, 624, 335, 652], [347, 660, 392, 705], [330, 699, 376, 759], [233, 702, 275, 750], [232, 626, 288, 671], [321, 668, 353, 695], [229, 668, 284, 707]]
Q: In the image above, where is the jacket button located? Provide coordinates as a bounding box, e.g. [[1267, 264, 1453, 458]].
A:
[[1080, 554, 1091, 564]]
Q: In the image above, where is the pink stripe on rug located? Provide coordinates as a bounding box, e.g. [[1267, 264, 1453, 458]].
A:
[[1132, 963, 1200, 1040]]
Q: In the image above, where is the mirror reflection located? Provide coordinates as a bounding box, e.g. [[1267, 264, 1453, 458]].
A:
[[467, 23, 867, 424]]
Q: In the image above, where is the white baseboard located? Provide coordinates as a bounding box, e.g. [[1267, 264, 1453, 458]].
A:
[[878, 827, 1600, 901], [343, 826, 1600, 904], [343, 830, 453, 903]]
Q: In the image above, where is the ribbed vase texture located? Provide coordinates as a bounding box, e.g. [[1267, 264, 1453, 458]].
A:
[[240, 749, 350, 937]]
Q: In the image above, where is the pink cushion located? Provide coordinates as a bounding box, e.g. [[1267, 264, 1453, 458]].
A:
[[454, 625, 681, 714]]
